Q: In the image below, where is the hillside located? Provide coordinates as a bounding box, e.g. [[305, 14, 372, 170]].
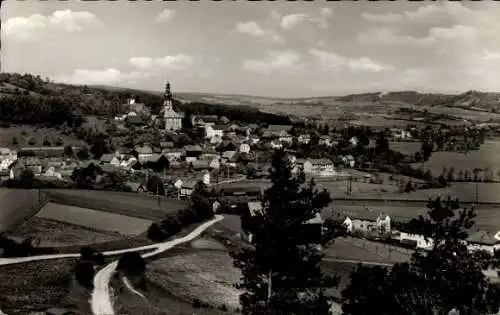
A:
[[0, 73, 291, 130], [3, 73, 500, 130]]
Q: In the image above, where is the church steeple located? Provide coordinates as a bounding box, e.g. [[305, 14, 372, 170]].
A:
[[165, 81, 172, 101]]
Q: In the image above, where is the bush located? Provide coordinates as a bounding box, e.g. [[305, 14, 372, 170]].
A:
[[117, 252, 146, 276], [74, 260, 95, 289]]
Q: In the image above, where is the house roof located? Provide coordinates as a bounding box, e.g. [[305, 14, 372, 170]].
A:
[[306, 158, 333, 166], [160, 141, 174, 148], [23, 157, 42, 166], [100, 154, 115, 162], [139, 153, 165, 163], [222, 150, 237, 159], [135, 145, 153, 155], [182, 180, 198, 189], [212, 124, 226, 131], [248, 201, 263, 216], [184, 145, 203, 152], [467, 230, 499, 245], [191, 160, 212, 170], [267, 125, 293, 133]]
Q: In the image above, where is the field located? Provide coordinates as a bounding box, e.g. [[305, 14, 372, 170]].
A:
[[36, 202, 153, 236], [389, 141, 421, 155], [44, 189, 187, 221], [0, 125, 84, 148], [0, 258, 79, 314], [0, 188, 41, 233], [416, 139, 500, 176], [7, 216, 124, 247]]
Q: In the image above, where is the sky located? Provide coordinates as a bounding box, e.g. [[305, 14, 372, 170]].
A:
[[2, 0, 500, 98]]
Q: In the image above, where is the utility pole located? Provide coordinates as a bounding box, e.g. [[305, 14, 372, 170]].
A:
[[267, 268, 273, 305], [476, 181, 479, 204]]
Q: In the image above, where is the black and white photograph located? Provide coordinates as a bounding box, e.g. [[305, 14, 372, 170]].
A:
[[2, 1, 500, 314]]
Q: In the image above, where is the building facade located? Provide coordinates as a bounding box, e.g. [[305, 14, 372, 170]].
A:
[[161, 81, 184, 131]]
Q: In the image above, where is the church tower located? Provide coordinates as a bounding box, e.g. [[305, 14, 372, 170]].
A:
[[162, 80, 184, 131]]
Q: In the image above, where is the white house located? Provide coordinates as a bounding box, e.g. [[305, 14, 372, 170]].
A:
[[398, 231, 434, 250], [239, 143, 251, 154], [303, 158, 335, 176], [466, 230, 500, 255], [349, 136, 359, 147], [342, 155, 355, 168], [298, 134, 311, 144], [270, 140, 283, 149], [180, 180, 197, 197], [343, 214, 391, 235], [205, 124, 225, 142], [202, 171, 211, 185], [0, 148, 17, 170]]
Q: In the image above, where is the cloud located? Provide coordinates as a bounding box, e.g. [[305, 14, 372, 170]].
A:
[[129, 54, 195, 71], [309, 48, 393, 73], [2, 9, 101, 42], [232, 20, 284, 44], [479, 49, 500, 61], [278, 8, 334, 31], [51, 69, 153, 86], [361, 12, 403, 23], [243, 51, 303, 75], [154, 9, 176, 24]]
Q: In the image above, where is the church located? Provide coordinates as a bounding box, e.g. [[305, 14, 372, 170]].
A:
[[161, 81, 184, 131]]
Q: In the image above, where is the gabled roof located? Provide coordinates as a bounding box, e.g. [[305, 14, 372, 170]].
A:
[[212, 124, 227, 131], [306, 158, 333, 166], [134, 145, 153, 155], [100, 154, 115, 163], [248, 201, 263, 216], [184, 145, 203, 152], [191, 160, 212, 170]]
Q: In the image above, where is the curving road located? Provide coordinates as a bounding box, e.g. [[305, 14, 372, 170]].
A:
[[90, 215, 224, 315]]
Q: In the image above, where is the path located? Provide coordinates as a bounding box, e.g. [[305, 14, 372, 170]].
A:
[[90, 215, 224, 315]]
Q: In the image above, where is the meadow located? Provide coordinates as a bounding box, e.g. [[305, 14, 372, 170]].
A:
[[0, 188, 41, 233], [36, 202, 153, 236], [416, 139, 500, 177], [44, 189, 187, 221], [389, 141, 421, 155], [7, 216, 124, 247], [0, 125, 84, 148]]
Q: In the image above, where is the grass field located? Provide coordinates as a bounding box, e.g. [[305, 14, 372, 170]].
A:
[[389, 141, 421, 155], [44, 189, 187, 221], [0, 258, 79, 314], [7, 216, 124, 247], [416, 139, 500, 177], [36, 202, 153, 235], [147, 250, 242, 311], [0, 125, 84, 148], [0, 188, 41, 233]]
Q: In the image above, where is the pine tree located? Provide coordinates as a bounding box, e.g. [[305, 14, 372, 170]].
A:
[[231, 149, 338, 315]]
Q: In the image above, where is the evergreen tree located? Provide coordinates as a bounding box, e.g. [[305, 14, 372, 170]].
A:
[[231, 149, 338, 315], [342, 197, 500, 315]]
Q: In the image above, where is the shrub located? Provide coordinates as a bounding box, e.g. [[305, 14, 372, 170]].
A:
[[117, 252, 146, 276], [74, 260, 95, 289]]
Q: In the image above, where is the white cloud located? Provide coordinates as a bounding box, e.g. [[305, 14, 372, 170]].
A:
[[154, 9, 176, 24], [232, 20, 284, 44], [129, 54, 195, 71], [309, 48, 393, 73], [243, 51, 303, 75], [278, 8, 334, 31], [2, 9, 101, 42], [51, 68, 153, 86], [480, 49, 500, 61], [361, 12, 403, 23]]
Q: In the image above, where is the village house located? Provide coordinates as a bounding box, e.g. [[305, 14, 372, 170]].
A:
[[292, 158, 307, 174], [343, 213, 391, 236], [270, 140, 283, 149], [249, 135, 260, 145], [0, 148, 17, 171], [120, 155, 138, 170], [391, 128, 413, 140], [222, 150, 237, 163], [342, 155, 355, 168], [205, 124, 225, 143], [319, 135, 333, 147], [298, 134, 311, 144], [397, 231, 434, 250], [191, 158, 220, 171], [194, 115, 218, 127], [41, 166, 63, 180], [349, 136, 359, 147], [100, 154, 121, 166], [239, 142, 251, 154], [184, 145, 203, 163], [133, 144, 153, 161], [466, 230, 500, 255], [162, 148, 185, 161], [159, 141, 175, 150], [303, 158, 335, 176], [127, 97, 151, 117], [180, 180, 197, 197]]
